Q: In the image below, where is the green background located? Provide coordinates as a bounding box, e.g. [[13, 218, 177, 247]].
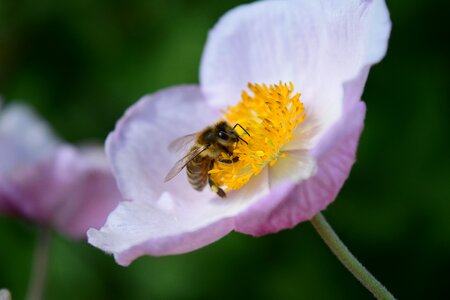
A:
[[1, 0, 449, 299]]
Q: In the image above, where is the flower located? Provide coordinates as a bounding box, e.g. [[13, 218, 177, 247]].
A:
[[88, 0, 391, 265], [0, 102, 120, 239]]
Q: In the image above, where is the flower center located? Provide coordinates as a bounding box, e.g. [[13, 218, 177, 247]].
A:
[[210, 82, 305, 191]]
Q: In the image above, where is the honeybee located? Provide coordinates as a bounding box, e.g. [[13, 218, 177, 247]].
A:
[[164, 121, 249, 198]]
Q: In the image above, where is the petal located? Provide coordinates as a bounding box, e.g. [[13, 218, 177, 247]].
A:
[[0, 289, 11, 300], [0, 103, 59, 175], [87, 200, 234, 265], [51, 146, 121, 239], [267, 150, 317, 189], [2, 146, 82, 222], [200, 0, 390, 150], [236, 101, 366, 235], [88, 167, 274, 265], [234, 181, 295, 236], [0, 145, 121, 239]]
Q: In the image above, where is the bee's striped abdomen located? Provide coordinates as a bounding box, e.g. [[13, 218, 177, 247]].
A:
[[186, 155, 210, 191]]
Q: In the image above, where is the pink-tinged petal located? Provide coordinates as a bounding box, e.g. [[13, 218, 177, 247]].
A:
[[87, 201, 234, 265], [0, 103, 59, 175], [200, 0, 390, 150], [201, 0, 390, 107], [234, 181, 296, 236], [88, 167, 274, 265], [0, 145, 120, 239], [51, 147, 121, 239], [2, 146, 82, 223], [236, 101, 366, 236]]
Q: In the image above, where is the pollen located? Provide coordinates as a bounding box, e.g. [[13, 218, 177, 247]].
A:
[[210, 82, 306, 191]]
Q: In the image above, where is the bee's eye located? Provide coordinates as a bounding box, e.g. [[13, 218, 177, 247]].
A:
[[218, 131, 229, 140]]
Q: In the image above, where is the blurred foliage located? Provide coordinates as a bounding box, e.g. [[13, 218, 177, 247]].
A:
[[0, 0, 449, 299]]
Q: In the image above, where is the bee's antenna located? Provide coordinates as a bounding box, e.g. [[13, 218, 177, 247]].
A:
[[233, 123, 250, 136], [238, 136, 248, 145]]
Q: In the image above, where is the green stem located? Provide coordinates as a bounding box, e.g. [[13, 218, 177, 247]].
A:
[[310, 213, 395, 300], [26, 227, 51, 300]]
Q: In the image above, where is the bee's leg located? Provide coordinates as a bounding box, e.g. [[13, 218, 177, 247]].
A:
[[219, 147, 239, 164], [208, 160, 226, 198], [218, 157, 239, 164]]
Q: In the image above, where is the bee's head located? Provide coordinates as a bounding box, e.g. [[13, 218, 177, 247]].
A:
[[215, 121, 239, 146]]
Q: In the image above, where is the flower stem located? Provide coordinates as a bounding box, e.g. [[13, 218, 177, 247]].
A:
[[26, 227, 51, 300], [310, 213, 395, 300]]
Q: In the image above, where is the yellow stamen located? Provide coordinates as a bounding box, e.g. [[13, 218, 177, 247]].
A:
[[211, 82, 306, 191]]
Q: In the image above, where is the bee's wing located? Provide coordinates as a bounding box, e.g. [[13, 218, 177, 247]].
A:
[[168, 133, 197, 153], [164, 145, 209, 182]]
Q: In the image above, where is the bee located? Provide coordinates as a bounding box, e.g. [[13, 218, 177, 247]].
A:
[[164, 121, 249, 198]]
